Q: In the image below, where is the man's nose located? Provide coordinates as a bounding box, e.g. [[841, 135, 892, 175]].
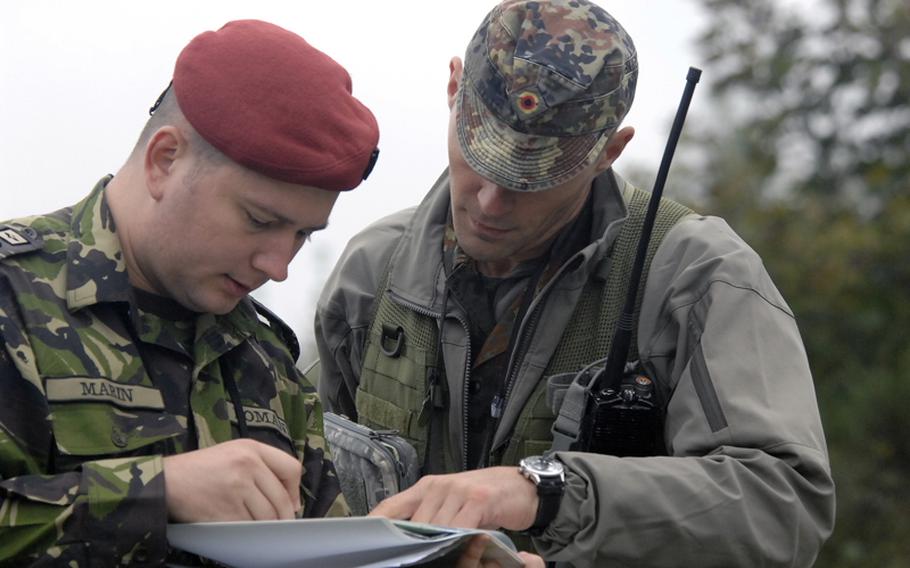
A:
[[251, 236, 299, 282], [476, 182, 514, 217]]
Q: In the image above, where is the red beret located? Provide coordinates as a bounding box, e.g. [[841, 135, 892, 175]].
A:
[[173, 20, 379, 191]]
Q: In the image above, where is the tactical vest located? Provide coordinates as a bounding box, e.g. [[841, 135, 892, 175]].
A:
[[355, 188, 693, 470]]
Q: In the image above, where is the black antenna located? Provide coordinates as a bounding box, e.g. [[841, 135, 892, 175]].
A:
[[595, 67, 702, 393]]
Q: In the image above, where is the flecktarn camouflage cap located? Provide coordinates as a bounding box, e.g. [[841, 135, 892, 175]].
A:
[[458, 0, 637, 191]]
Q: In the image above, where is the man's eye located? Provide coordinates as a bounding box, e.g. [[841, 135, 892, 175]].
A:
[[247, 212, 270, 228]]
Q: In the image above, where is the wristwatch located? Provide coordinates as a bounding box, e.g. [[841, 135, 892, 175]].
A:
[[519, 454, 566, 535]]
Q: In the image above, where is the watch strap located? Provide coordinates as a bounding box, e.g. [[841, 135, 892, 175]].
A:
[[528, 476, 564, 535]]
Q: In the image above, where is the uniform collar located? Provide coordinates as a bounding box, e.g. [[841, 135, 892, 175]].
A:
[[64, 177, 260, 349], [65, 176, 132, 310]]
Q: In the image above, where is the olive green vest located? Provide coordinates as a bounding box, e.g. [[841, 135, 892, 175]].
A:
[[355, 188, 693, 470]]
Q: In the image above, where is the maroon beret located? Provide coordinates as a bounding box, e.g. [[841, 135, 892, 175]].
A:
[[172, 19, 379, 191]]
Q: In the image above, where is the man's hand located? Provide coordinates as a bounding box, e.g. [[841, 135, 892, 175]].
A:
[[369, 466, 538, 531], [455, 535, 546, 568], [163, 438, 302, 522]]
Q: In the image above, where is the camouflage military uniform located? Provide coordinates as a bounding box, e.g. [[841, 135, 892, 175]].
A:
[[0, 178, 348, 566]]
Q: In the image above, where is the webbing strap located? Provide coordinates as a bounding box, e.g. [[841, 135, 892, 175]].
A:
[[550, 191, 693, 451], [550, 370, 597, 451]]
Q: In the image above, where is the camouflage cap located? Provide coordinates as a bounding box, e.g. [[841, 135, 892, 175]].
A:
[[458, 0, 637, 192]]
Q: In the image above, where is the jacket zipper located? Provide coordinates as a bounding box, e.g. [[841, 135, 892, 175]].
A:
[[690, 341, 728, 432], [388, 290, 474, 472], [486, 255, 585, 464], [483, 302, 544, 466], [391, 251, 585, 469]]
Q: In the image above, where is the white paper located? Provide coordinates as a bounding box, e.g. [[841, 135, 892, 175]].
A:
[[167, 517, 524, 568]]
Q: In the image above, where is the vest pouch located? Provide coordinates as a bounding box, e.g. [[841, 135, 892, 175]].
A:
[[356, 322, 432, 457], [545, 371, 579, 416], [45, 376, 184, 470], [323, 411, 419, 516]]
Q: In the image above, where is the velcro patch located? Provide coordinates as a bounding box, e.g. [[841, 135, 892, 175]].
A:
[[0, 224, 43, 260], [45, 377, 165, 410]]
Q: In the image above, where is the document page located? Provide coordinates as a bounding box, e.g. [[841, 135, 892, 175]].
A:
[[167, 516, 524, 567]]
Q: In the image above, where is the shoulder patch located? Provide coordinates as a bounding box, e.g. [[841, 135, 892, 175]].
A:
[[0, 224, 44, 260]]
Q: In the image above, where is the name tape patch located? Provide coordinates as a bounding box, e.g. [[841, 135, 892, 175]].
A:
[[229, 405, 291, 440], [45, 377, 165, 410]]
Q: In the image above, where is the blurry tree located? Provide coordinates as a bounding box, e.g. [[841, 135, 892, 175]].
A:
[[688, 0, 910, 565]]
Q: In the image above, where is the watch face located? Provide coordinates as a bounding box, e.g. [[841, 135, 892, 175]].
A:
[[523, 455, 564, 476]]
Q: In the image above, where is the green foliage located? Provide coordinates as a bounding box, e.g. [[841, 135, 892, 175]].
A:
[[697, 0, 910, 207], [690, 0, 910, 565]]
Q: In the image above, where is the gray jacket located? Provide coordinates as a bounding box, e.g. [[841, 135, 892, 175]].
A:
[[315, 169, 835, 567]]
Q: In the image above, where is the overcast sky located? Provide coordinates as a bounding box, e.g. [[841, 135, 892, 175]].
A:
[[1, 0, 706, 354]]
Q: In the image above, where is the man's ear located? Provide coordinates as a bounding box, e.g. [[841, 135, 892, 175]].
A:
[[447, 57, 464, 111], [594, 126, 635, 173], [144, 125, 185, 200]]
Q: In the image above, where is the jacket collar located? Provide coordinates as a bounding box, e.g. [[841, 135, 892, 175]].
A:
[[386, 168, 633, 312]]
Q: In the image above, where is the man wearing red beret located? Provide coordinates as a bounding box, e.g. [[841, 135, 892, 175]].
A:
[[0, 20, 377, 565]]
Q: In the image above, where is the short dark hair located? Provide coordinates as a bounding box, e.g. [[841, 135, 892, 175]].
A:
[[131, 86, 229, 170]]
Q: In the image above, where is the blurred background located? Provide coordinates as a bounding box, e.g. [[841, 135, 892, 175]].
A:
[[674, 1, 909, 565], [2, 1, 908, 565]]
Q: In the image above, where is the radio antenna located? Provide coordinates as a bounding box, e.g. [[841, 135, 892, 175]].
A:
[[595, 67, 702, 393]]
